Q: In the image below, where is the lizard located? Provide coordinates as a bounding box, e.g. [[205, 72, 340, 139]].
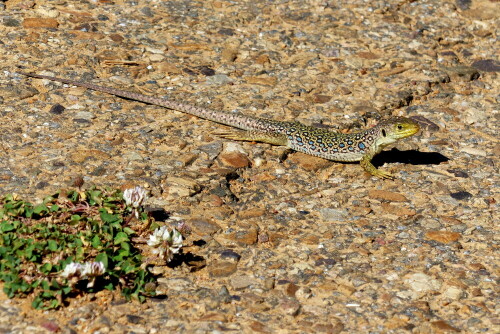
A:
[[18, 71, 420, 179]]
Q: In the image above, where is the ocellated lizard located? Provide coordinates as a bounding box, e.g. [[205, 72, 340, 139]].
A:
[[18, 71, 420, 179]]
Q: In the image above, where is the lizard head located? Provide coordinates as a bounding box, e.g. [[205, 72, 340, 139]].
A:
[[374, 117, 420, 148]]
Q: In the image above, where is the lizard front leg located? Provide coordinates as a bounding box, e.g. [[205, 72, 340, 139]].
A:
[[360, 153, 394, 180]]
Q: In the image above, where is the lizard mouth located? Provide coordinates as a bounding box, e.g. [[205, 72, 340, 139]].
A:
[[402, 124, 420, 137], [393, 121, 420, 139]]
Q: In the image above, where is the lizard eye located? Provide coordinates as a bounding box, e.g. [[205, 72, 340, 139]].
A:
[[397, 124, 403, 130], [381, 129, 387, 137]]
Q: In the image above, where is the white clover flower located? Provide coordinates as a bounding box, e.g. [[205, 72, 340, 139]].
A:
[[60, 262, 82, 278], [171, 229, 183, 249], [123, 186, 148, 208], [60, 261, 105, 287], [147, 226, 183, 262], [81, 261, 106, 278], [81, 261, 105, 288]]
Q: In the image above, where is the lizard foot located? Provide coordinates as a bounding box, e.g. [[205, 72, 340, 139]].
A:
[[368, 169, 395, 180]]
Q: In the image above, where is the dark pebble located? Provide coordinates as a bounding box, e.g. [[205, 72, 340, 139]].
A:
[[140, 7, 154, 17], [455, 0, 471, 10], [450, 191, 472, 200], [182, 68, 197, 76], [73, 118, 91, 124], [218, 285, 232, 303], [126, 314, 144, 324], [196, 66, 216, 76], [440, 51, 458, 58], [220, 249, 242, 261], [461, 49, 473, 57], [35, 181, 49, 189], [90, 166, 107, 176], [315, 258, 337, 267], [210, 185, 231, 197], [3, 18, 20, 27], [218, 28, 235, 36], [447, 169, 469, 178], [436, 92, 455, 99], [471, 59, 500, 73], [49, 103, 65, 115], [110, 299, 128, 306]]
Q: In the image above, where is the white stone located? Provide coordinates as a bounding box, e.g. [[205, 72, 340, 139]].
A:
[[443, 286, 464, 300], [405, 273, 442, 292]]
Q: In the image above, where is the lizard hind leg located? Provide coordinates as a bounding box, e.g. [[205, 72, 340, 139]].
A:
[[213, 128, 289, 146]]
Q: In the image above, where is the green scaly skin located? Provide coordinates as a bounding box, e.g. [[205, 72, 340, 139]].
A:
[[18, 71, 420, 179]]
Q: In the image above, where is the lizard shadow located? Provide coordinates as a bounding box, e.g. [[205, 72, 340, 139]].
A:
[[372, 148, 449, 167]]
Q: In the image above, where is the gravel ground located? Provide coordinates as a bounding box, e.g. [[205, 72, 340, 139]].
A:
[[0, 0, 498, 333]]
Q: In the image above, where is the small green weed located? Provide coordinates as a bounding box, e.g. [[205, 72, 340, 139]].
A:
[[0, 188, 159, 309]]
